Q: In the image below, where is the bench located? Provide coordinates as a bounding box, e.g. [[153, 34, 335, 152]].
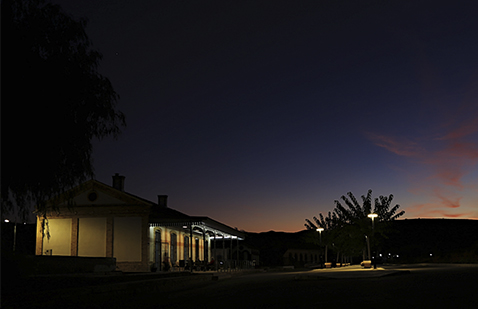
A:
[[361, 260, 372, 268]]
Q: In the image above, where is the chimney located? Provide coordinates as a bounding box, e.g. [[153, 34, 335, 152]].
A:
[[112, 173, 125, 191], [158, 195, 168, 208]]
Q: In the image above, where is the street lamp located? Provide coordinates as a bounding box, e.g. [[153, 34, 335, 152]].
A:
[[367, 213, 378, 268], [316, 228, 324, 245], [316, 228, 324, 267], [368, 213, 378, 230]]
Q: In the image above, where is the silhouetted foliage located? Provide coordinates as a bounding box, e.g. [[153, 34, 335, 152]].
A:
[[1, 0, 126, 217], [305, 189, 405, 260]]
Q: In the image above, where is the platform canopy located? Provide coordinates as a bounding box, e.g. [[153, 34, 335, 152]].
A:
[[149, 205, 245, 240]]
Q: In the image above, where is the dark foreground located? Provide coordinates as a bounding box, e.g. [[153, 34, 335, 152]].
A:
[[4, 264, 478, 308]]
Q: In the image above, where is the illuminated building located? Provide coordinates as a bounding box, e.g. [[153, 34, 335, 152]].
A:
[[35, 174, 244, 272]]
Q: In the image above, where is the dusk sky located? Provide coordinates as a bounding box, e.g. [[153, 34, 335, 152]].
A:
[[53, 0, 478, 232]]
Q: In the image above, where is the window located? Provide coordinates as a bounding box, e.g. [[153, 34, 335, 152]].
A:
[[184, 236, 189, 260], [204, 241, 209, 262], [195, 238, 200, 261]]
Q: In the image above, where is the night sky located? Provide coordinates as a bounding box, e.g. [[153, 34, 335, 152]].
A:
[[53, 0, 478, 232]]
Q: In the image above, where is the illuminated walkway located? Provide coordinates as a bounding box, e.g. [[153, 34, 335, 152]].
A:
[[295, 264, 407, 279]]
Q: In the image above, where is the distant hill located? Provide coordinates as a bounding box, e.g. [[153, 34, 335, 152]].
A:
[[245, 219, 478, 266], [383, 218, 478, 263]]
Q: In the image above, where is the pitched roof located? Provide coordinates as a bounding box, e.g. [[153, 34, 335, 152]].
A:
[[46, 177, 245, 238]]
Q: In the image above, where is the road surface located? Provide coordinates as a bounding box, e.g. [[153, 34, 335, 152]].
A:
[[9, 264, 478, 308]]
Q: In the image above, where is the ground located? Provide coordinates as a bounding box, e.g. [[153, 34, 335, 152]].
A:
[[3, 264, 477, 308]]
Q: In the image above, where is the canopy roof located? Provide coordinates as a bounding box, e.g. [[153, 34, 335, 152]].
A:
[[149, 207, 245, 239]]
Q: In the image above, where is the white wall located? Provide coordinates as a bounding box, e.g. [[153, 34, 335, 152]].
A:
[[43, 218, 71, 255], [114, 217, 142, 262], [78, 217, 107, 257]]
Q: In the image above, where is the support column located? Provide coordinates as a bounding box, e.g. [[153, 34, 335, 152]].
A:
[[189, 223, 193, 273], [214, 233, 217, 271], [203, 231, 206, 268], [106, 217, 114, 258], [222, 235, 225, 272], [230, 236, 233, 271], [71, 218, 79, 256], [36, 216, 44, 255], [237, 236, 240, 269]]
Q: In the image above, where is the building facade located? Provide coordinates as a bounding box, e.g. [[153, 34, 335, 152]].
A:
[[36, 174, 245, 272], [283, 248, 320, 267]]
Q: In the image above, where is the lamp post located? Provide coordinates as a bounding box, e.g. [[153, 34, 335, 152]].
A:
[[368, 213, 378, 229], [4, 219, 17, 252], [316, 228, 324, 245], [316, 228, 324, 267], [368, 213, 378, 268]]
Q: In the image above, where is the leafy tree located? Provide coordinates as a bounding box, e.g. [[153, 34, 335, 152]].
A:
[[306, 189, 405, 262], [1, 0, 126, 218], [336, 190, 404, 257], [305, 212, 336, 263]]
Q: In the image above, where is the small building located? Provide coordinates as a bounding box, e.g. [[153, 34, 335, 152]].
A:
[[36, 174, 245, 272], [283, 248, 320, 267], [211, 239, 260, 268]]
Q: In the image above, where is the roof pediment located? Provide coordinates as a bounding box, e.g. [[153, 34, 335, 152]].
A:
[[53, 179, 153, 207]]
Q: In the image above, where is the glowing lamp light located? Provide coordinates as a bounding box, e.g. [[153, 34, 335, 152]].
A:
[[4, 219, 9, 223], [316, 227, 324, 246], [368, 213, 378, 230]]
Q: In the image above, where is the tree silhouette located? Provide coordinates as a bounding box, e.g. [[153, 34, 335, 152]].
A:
[[2, 0, 126, 218], [306, 189, 405, 262], [305, 212, 336, 263]]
